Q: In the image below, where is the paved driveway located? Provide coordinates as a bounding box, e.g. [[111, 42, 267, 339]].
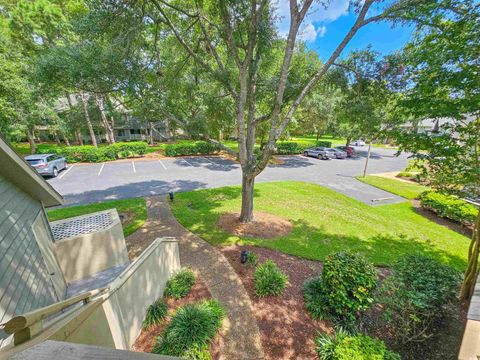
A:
[[47, 147, 409, 206]]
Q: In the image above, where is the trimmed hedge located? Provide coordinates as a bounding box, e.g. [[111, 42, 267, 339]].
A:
[[276, 142, 304, 155], [275, 141, 332, 155], [419, 191, 478, 225], [36, 142, 148, 163], [316, 141, 332, 147], [165, 141, 220, 157]]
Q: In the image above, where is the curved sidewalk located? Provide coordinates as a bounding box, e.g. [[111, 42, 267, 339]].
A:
[[126, 196, 264, 360]]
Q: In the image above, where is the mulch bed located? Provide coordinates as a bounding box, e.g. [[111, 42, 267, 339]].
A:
[[132, 277, 222, 359], [221, 245, 330, 359], [221, 244, 465, 360], [217, 212, 293, 239]]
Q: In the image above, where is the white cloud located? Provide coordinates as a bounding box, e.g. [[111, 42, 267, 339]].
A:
[[275, 0, 349, 40], [317, 25, 327, 38], [298, 23, 327, 42]]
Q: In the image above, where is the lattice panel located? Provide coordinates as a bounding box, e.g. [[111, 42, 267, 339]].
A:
[[51, 212, 114, 241]]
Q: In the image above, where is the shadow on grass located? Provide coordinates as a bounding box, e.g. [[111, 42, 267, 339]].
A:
[[173, 189, 467, 271]]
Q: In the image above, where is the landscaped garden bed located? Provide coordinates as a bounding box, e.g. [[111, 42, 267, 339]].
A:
[[168, 181, 472, 359], [133, 271, 223, 359], [220, 244, 328, 359], [221, 245, 466, 360]]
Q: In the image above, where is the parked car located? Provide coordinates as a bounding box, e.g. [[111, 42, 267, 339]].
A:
[[351, 140, 366, 146], [328, 148, 347, 159], [303, 147, 336, 160], [25, 154, 68, 177], [335, 146, 356, 157]]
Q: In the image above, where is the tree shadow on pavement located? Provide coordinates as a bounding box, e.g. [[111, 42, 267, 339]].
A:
[[61, 179, 209, 206]]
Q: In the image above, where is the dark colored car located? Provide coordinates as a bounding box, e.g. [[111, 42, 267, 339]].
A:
[[335, 146, 356, 157], [25, 154, 68, 177]]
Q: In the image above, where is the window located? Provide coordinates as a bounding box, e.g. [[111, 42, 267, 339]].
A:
[[117, 129, 126, 137], [26, 159, 44, 166]]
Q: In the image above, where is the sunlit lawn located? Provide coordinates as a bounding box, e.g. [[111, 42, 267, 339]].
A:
[[357, 175, 430, 200], [171, 181, 468, 270], [48, 198, 147, 237]]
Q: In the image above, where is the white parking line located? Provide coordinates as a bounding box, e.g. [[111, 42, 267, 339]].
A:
[[181, 158, 192, 167], [202, 157, 215, 165], [158, 160, 167, 170], [97, 163, 105, 176], [58, 164, 75, 179], [132, 161, 136, 173]]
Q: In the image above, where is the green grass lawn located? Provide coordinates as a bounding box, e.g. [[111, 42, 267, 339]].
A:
[[171, 181, 468, 270], [357, 175, 430, 200], [48, 198, 147, 237]]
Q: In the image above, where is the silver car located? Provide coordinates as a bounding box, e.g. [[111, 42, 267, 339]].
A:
[[303, 147, 336, 160], [328, 148, 347, 159], [25, 154, 68, 177]]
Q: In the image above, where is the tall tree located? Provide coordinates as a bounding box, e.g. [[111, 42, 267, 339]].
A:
[[137, 0, 426, 222], [393, 0, 479, 299]]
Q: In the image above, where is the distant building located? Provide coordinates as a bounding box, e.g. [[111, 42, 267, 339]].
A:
[[401, 115, 475, 135]]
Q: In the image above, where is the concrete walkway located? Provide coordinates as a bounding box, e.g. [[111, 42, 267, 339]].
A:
[[126, 196, 264, 360]]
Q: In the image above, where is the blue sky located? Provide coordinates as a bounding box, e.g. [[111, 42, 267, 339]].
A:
[[276, 0, 415, 60], [308, 14, 415, 60]]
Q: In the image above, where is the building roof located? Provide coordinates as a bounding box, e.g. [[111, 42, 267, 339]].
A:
[[0, 136, 63, 207]]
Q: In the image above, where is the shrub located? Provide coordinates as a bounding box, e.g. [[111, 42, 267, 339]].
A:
[[377, 255, 461, 344], [396, 171, 415, 178], [275, 142, 303, 155], [303, 276, 325, 319], [36, 142, 148, 163], [143, 298, 168, 329], [317, 141, 332, 147], [303, 252, 377, 325], [164, 269, 196, 299], [316, 330, 401, 360], [419, 190, 478, 225], [254, 260, 288, 297], [165, 141, 220, 157], [245, 252, 258, 267], [153, 300, 224, 358]]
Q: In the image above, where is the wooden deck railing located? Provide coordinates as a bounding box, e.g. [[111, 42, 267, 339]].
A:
[[0, 288, 107, 345]]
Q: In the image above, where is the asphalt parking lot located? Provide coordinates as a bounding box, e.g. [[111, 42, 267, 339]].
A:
[[47, 147, 409, 206]]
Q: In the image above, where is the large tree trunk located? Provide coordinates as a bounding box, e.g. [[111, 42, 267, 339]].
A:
[[53, 131, 61, 145], [75, 128, 84, 145], [62, 132, 71, 146], [460, 211, 480, 300], [80, 93, 97, 147], [239, 173, 255, 223], [26, 127, 36, 154], [95, 95, 115, 144]]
